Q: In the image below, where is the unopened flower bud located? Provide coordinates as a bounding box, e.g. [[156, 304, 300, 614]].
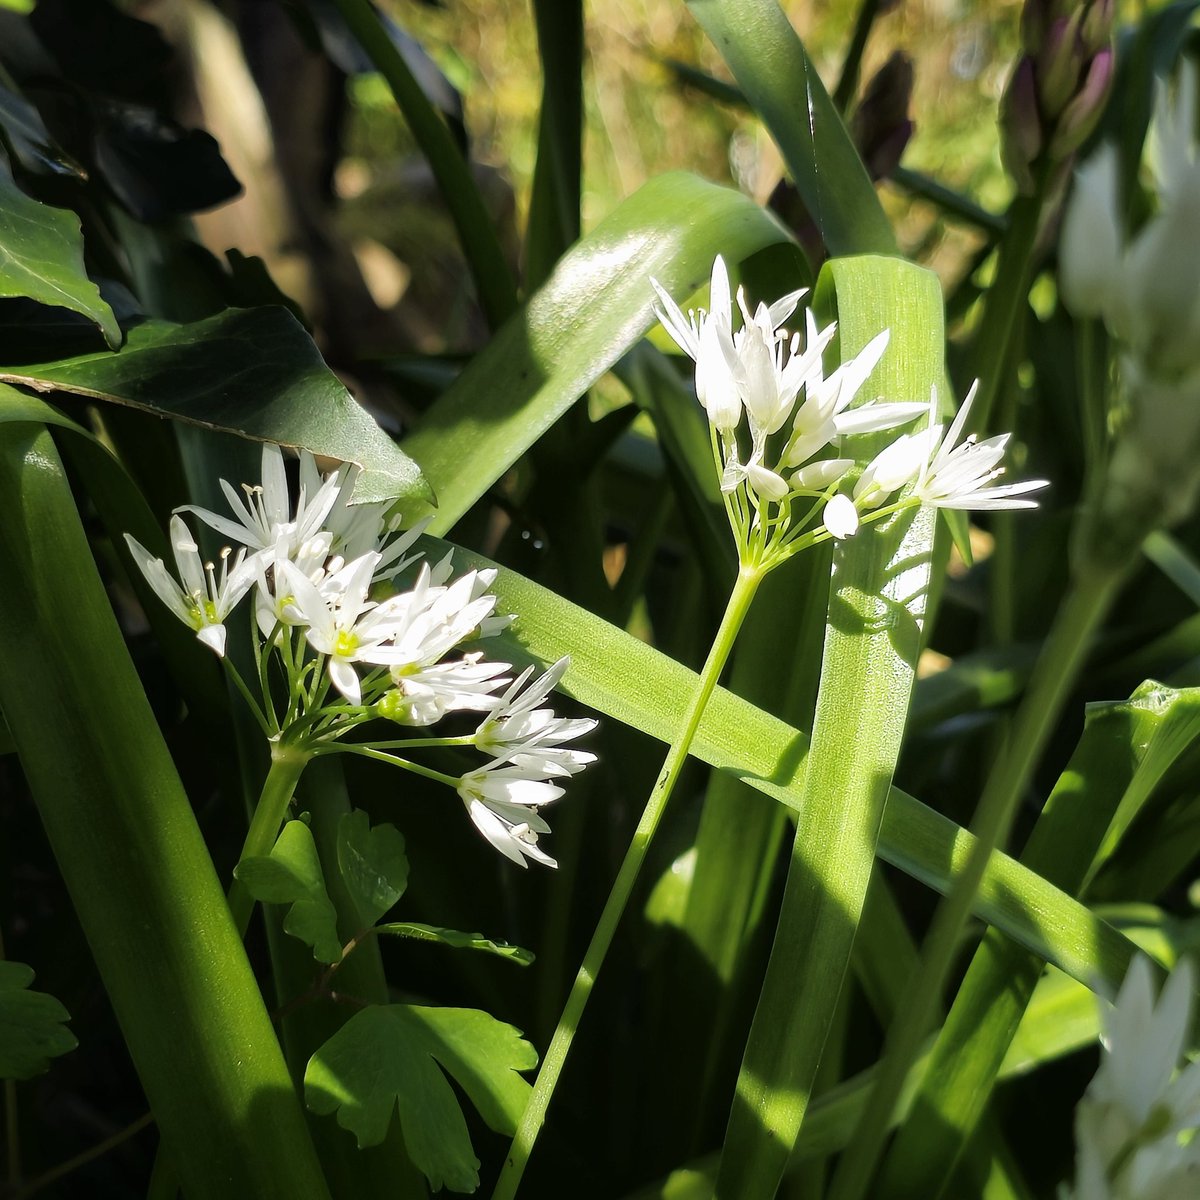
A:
[[1081, 0, 1115, 53], [1001, 58, 1044, 192], [1049, 46, 1115, 158], [1038, 12, 1085, 118]]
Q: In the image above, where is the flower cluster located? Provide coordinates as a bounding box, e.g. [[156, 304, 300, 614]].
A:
[[652, 257, 1046, 567], [1065, 956, 1200, 1199], [125, 445, 595, 867], [1060, 59, 1200, 537]]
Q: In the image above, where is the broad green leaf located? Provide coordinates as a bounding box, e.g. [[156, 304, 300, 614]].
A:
[[687, 0, 895, 257], [375, 923, 534, 965], [432, 535, 1143, 996], [402, 171, 792, 533], [305, 1004, 538, 1191], [337, 810, 409, 931], [0, 425, 329, 1200], [236, 820, 343, 964], [0, 160, 119, 346], [0, 306, 429, 505], [0, 960, 77, 1079], [719, 256, 940, 1196]]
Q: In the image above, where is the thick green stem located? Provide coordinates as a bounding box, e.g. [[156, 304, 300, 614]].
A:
[[827, 562, 1123, 1200], [491, 565, 765, 1200], [227, 744, 312, 936]]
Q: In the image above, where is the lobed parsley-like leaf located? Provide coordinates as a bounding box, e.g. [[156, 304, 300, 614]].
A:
[[305, 1004, 538, 1192], [235, 820, 342, 963], [0, 960, 77, 1079], [336, 809, 409, 931]]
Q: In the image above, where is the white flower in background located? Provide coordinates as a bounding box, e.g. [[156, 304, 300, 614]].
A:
[[1059, 144, 1122, 320], [1065, 956, 1200, 1199], [125, 515, 256, 657], [183, 443, 345, 559], [458, 761, 566, 868], [475, 657, 598, 776]]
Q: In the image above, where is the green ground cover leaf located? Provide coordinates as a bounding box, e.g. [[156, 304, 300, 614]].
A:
[[0, 306, 428, 505], [236, 820, 343, 964], [305, 1004, 538, 1191], [0, 161, 119, 346], [0, 960, 77, 1079], [374, 923, 534, 965], [336, 810, 409, 931]]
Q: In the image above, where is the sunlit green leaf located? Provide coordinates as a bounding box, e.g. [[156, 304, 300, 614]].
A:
[[374, 923, 534, 965], [0, 161, 119, 346], [0, 960, 76, 1079], [402, 171, 792, 533], [337, 810, 409, 931], [305, 1004, 538, 1191], [236, 820, 343, 964]]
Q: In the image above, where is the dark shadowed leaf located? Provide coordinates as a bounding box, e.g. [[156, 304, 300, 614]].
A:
[[336, 810, 409, 931], [0, 960, 77, 1079], [0, 75, 85, 180], [0, 306, 430, 504]]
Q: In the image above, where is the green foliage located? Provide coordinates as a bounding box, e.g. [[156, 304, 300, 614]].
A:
[[0, 960, 76, 1079], [337, 809, 410, 931], [236, 820, 344, 965], [374, 923, 534, 965], [305, 1005, 538, 1191], [0, 308, 428, 505]]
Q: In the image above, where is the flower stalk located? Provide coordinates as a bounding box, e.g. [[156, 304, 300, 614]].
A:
[[491, 563, 765, 1200]]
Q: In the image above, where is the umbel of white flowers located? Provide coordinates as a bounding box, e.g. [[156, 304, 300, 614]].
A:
[[1060, 58, 1200, 531], [651, 257, 1046, 565], [1065, 955, 1200, 1199], [124, 444, 596, 868]]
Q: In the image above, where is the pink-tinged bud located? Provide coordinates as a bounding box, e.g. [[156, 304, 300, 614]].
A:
[[1050, 46, 1116, 158], [1001, 58, 1043, 193], [1082, 0, 1115, 53], [1038, 12, 1085, 118]]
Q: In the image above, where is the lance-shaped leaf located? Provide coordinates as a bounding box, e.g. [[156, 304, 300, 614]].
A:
[[0, 425, 329, 1200], [0, 961, 77, 1079], [0, 306, 428, 505], [0, 159, 119, 346], [401, 171, 792, 533], [687, 0, 895, 258], [236, 820, 343, 964], [305, 1004, 538, 1192], [337, 809, 409, 931], [374, 923, 534, 966], [875, 681, 1200, 1198]]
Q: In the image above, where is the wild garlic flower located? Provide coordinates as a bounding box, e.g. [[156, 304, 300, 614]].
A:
[[475, 657, 598, 776], [652, 258, 1045, 558], [457, 761, 567, 869], [1065, 956, 1200, 1199], [1061, 59, 1200, 539], [126, 444, 595, 870], [125, 515, 256, 657]]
